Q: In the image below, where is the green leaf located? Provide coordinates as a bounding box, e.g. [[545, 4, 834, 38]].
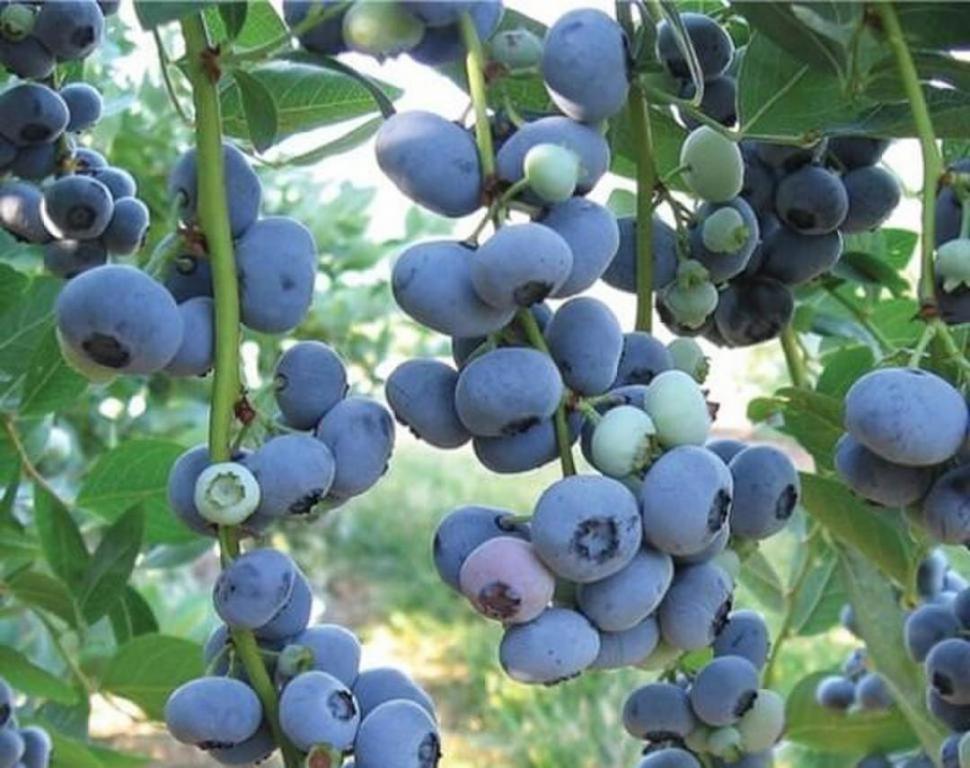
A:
[[894, 3, 970, 51], [840, 549, 949, 755], [218, 2, 248, 40], [789, 547, 846, 636], [101, 635, 204, 720], [221, 61, 401, 148], [832, 250, 910, 296], [606, 189, 637, 218], [18, 326, 87, 416], [76, 439, 192, 545], [0, 277, 59, 407], [870, 298, 923, 347], [0, 646, 77, 704], [7, 570, 79, 628], [88, 745, 152, 768], [609, 105, 688, 187], [206, 0, 286, 50], [800, 474, 913, 585], [231, 69, 279, 152], [785, 670, 918, 754], [33, 485, 90, 589], [109, 586, 159, 646], [277, 116, 385, 167], [79, 507, 145, 624], [739, 549, 785, 613], [816, 346, 875, 398], [134, 2, 207, 30], [47, 731, 104, 768], [748, 387, 843, 471], [943, 139, 970, 166], [0, 263, 28, 312]]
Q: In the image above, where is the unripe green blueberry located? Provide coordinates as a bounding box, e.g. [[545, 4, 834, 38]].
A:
[[737, 689, 785, 752], [490, 29, 544, 72], [707, 726, 742, 759], [937, 238, 970, 293], [680, 126, 744, 203], [644, 370, 712, 447], [0, 3, 35, 41], [524, 143, 580, 203], [342, 3, 424, 58], [959, 730, 970, 768], [194, 462, 261, 526], [276, 643, 315, 682], [662, 261, 719, 329], [702, 206, 750, 254], [667, 338, 709, 383], [590, 405, 657, 477], [712, 548, 741, 581], [683, 724, 711, 754]]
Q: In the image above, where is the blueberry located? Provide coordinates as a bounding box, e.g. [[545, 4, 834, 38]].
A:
[[840, 166, 901, 233], [775, 165, 849, 234], [713, 610, 770, 669], [531, 475, 642, 582], [690, 656, 759, 726], [402, 1, 477, 26], [658, 562, 733, 650], [834, 434, 934, 507], [164, 677, 262, 749], [641, 445, 732, 555], [842, 648, 868, 680], [856, 756, 893, 768], [927, 638, 970, 705], [101, 196, 150, 255], [675, 523, 731, 567], [168, 445, 223, 537], [0, 36, 55, 79], [942, 734, 961, 768], [354, 699, 441, 768], [496, 116, 610, 195], [656, 12, 733, 79], [576, 548, 673, 631], [927, 687, 970, 731], [33, 0, 104, 60], [41, 175, 113, 240], [432, 505, 525, 590], [274, 341, 348, 430], [163, 251, 213, 302], [679, 76, 738, 129], [623, 682, 697, 740], [454, 347, 563, 437], [922, 465, 970, 545], [727, 445, 799, 540], [236, 216, 317, 333], [937, 273, 970, 326], [815, 675, 856, 710], [855, 672, 893, 710], [387, 358, 469, 449], [545, 297, 623, 395], [0, 728, 24, 767], [689, 197, 760, 283], [523, 143, 580, 204], [213, 548, 298, 630], [43, 238, 106, 279], [538, 198, 620, 297], [392, 240, 516, 337], [90, 166, 137, 200], [590, 405, 657, 478], [255, 569, 312, 641], [736, 688, 784, 752], [244, 434, 336, 519], [471, 222, 573, 308], [590, 616, 660, 669], [936, 159, 970, 246], [376, 110, 482, 217], [314, 396, 395, 500], [739, 142, 775, 214], [541, 8, 628, 123], [844, 368, 968, 466], [279, 670, 359, 751], [284, 0, 347, 55], [601, 215, 679, 293], [607, 337, 671, 393], [459, 537, 554, 623], [56, 264, 183, 374], [472, 412, 582, 474], [12, 139, 69, 180], [407, 0, 501, 65], [0, 181, 51, 242], [713, 276, 794, 347], [0, 678, 11, 729], [61, 82, 103, 132], [18, 726, 52, 768], [638, 749, 702, 768], [706, 438, 747, 464], [74, 146, 107, 172], [828, 137, 890, 170], [169, 143, 262, 238], [284, 624, 361, 688], [955, 587, 970, 630], [499, 606, 600, 684], [644, 370, 712, 447], [352, 667, 435, 720], [164, 297, 214, 377], [342, 2, 424, 57], [841, 603, 859, 637], [0, 83, 69, 146], [681, 126, 744, 204], [755, 140, 827, 173], [209, 723, 276, 766], [904, 604, 959, 662]]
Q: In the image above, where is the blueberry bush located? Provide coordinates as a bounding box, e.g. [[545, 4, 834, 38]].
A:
[[0, 2, 968, 768]]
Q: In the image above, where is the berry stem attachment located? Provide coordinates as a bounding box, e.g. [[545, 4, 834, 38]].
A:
[[908, 322, 937, 369], [779, 326, 810, 389], [875, 1, 943, 315], [459, 11, 496, 180], [181, 15, 300, 768]]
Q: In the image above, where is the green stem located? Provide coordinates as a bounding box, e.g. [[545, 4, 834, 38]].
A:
[[932, 321, 970, 376], [779, 326, 810, 389], [628, 80, 658, 333], [909, 322, 937, 368], [153, 29, 191, 126], [2, 416, 70, 513], [459, 11, 496, 179], [876, 1, 942, 314], [517, 309, 576, 476], [181, 16, 299, 768]]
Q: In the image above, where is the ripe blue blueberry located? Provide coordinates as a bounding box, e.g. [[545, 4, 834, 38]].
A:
[[538, 198, 620, 297], [244, 434, 336, 520], [922, 465, 970, 545], [576, 548, 673, 632], [840, 166, 901, 234], [0, 180, 50, 243], [927, 687, 970, 731], [0, 35, 55, 79], [755, 140, 827, 173], [545, 297, 623, 395], [209, 723, 276, 766], [254, 568, 312, 641], [835, 434, 934, 507], [101, 196, 150, 255], [164, 677, 262, 750], [612, 332, 674, 388], [590, 615, 660, 670], [32, 0, 104, 60], [656, 12, 733, 79], [927, 638, 970, 705], [407, 0, 501, 65], [432, 505, 526, 590], [0, 728, 24, 767], [18, 726, 52, 768], [678, 75, 738, 130], [61, 82, 103, 132], [165, 296, 214, 377], [727, 445, 800, 540], [213, 548, 299, 630], [601, 215, 679, 294], [163, 251, 213, 303], [43, 239, 106, 279], [739, 142, 775, 214], [274, 341, 347, 430], [387, 358, 470, 449], [706, 438, 747, 465], [89, 166, 137, 199], [314, 396, 395, 500], [0, 83, 69, 146], [279, 670, 359, 751], [659, 562, 733, 651], [354, 699, 441, 768], [286, 624, 362, 688], [284, 0, 347, 55], [623, 682, 697, 740], [352, 667, 435, 720], [904, 604, 959, 663], [713, 610, 770, 670], [774, 165, 849, 234], [713, 276, 794, 347], [828, 137, 890, 169], [499, 607, 600, 684], [855, 672, 893, 710], [815, 675, 856, 710], [41, 175, 113, 240], [638, 748, 702, 768], [690, 656, 760, 726]]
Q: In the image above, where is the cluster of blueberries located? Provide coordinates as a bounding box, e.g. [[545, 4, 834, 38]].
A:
[[0, 677, 52, 768], [0, 1, 150, 281], [620, 626, 784, 768], [165, 550, 441, 768], [934, 157, 970, 325], [834, 367, 970, 545]]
